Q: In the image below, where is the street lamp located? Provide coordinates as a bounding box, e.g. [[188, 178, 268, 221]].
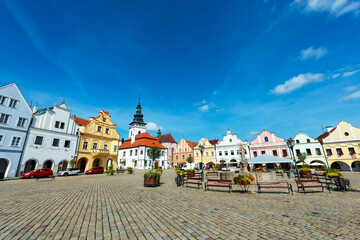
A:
[[198, 144, 205, 183], [287, 138, 300, 180]]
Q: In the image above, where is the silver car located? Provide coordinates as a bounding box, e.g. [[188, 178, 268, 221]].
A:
[[58, 168, 81, 176]]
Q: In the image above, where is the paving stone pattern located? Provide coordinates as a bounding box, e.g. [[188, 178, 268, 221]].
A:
[[1, 171, 360, 240]]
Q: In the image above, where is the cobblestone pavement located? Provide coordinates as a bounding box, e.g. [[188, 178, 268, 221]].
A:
[[1, 171, 360, 240]]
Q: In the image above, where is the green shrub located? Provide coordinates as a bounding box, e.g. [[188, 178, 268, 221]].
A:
[[144, 170, 160, 178]]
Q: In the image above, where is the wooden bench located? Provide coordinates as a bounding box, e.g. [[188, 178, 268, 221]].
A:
[[257, 180, 293, 194], [185, 177, 202, 189], [206, 171, 219, 178], [313, 174, 332, 187], [205, 179, 232, 193], [35, 176, 55, 182], [295, 179, 330, 193], [117, 169, 125, 174]]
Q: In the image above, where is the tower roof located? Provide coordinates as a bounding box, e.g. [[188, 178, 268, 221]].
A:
[[129, 97, 146, 126]]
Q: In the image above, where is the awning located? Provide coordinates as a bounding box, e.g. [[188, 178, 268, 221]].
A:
[[248, 154, 293, 164]]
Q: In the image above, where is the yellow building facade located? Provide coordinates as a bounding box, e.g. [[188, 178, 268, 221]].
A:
[[317, 121, 360, 171], [194, 138, 218, 167], [74, 110, 120, 172]]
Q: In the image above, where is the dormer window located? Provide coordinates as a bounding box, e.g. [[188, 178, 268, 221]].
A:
[[264, 136, 269, 142], [103, 118, 106, 122], [229, 139, 232, 143], [344, 132, 349, 136], [97, 126, 102, 132]]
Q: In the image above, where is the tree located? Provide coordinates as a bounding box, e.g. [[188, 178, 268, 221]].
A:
[[297, 152, 307, 163], [148, 147, 161, 170], [186, 156, 194, 164]]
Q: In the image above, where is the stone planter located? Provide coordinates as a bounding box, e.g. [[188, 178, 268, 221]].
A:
[[220, 172, 234, 181], [144, 176, 160, 187]]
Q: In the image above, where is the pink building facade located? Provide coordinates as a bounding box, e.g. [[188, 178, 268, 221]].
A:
[[249, 130, 292, 160]]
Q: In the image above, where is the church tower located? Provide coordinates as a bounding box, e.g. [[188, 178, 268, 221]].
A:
[[129, 97, 147, 142]]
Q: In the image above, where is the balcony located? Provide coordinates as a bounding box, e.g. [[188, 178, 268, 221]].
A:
[[91, 149, 109, 155]]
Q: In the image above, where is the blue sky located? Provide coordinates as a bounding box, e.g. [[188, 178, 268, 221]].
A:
[[1, 0, 360, 142]]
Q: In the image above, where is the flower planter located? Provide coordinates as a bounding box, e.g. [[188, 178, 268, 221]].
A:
[[300, 172, 311, 178], [187, 171, 195, 177], [144, 176, 160, 187]]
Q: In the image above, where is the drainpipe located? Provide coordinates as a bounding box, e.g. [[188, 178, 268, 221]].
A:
[[73, 131, 80, 167], [16, 118, 33, 177], [319, 141, 330, 168]]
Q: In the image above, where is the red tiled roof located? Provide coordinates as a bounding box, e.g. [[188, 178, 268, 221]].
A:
[[157, 133, 177, 144], [316, 128, 336, 142], [119, 132, 167, 150], [74, 117, 90, 126], [209, 139, 219, 145], [186, 141, 198, 149]]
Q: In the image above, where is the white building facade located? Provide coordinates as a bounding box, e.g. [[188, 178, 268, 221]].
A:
[[215, 129, 250, 165], [0, 83, 32, 178], [20, 101, 78, 173], [117, 99, 168, 169], [293, 132, 328, 167]]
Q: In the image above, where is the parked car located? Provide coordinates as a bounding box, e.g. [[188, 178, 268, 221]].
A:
[[21, 168, 53, 179], [85, 166, 104, 174], [58, 168, 81, 176]]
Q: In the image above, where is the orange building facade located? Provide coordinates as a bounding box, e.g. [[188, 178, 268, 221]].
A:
[[173, 138, 197, 167]]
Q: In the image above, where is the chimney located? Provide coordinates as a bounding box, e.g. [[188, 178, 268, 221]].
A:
[[326, 126, 333, 132], [32, 104, 38, 113]]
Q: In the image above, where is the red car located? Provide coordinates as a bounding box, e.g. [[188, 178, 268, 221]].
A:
[[85, 166, 104, 174], [21, 168, 53, 179]]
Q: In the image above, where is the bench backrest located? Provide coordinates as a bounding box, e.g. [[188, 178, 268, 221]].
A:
[[207, 179, 231, 183], [187, 177, 202, 181], [296, 179, 320, 183], [257, 180, 287, 184]]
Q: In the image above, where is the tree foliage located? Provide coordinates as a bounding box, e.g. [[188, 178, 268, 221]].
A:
[[186, 156, 194, 164], [297, 152, 307, 162], [148, 147, 161, 170]]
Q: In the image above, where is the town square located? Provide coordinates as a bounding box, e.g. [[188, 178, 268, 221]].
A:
[[1, 0, 360, 239]]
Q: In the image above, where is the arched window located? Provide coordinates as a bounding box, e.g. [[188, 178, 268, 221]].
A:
[[264, 136, 269, 142]]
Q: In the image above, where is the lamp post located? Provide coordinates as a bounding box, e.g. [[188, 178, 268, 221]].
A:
[[287, 138, 300, 180], [198, 144, 205, 184]]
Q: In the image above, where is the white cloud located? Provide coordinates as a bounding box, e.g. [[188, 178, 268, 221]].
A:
[[213, 90, 218, 95], [332, 73, 340, 78], [194, 100, 207, 106], [342, 90, 360, 100], [294, 0, 360, 17], [199, 105, 209, 112], [146, 122, 162, 131], [300, 46, 328, 60], [344, 86, 358, 91], [271, 73, 325, 95], [343, 70, 360, 77]]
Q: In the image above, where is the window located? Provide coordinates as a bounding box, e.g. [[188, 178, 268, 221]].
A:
[[272, 150, 278, 156], [144, 160, 147, 167], [306, 139, 310, 143], [113, 145, 117, 152], [135, 149, 138, 156], [134, 161, 137, 167], [296, 140, 300, 144], [97, 126, 102, 132], [17, 118, 27, 128], [103, 118, 106, 122], [196, 153, 199, 157], [55, 121, 60, 128], [60, 122, 65, 129], [147, 149, 149, 156], [83, 142, 88, 149], [64, 140, 70, 148], [8, 99, 19, 108], [225, 151, 228, 156], [189, 154, 191, 157], [185, 148, 187, 152], [211, 151, 214, 156], [105, 128, 109, 134], [261, 151, 265, 155], [237, 150, 240, 155], [0, 135, 4, 146], [336, 148, 343, 156], [52, 138, 60, 147], [295, 149, 300, 155], [264, 136, 269, 142], [306, 149, 312, 155], [326, 149, 332, 156], [219, 151, 222, 156], [206, 152, 208, 157], [104, 144, 108, 150], [0, 95, 8, 106], [176, 155, 178, 160], [349, 147, 355, 155], [253, 151, 258, 157], [344, 132, 349, 136], [182, 155, 185, 159], [316, 148, 321, 155], [231, 150, 234, 155], [179, 148, 181, 152], [55, 121, 65, 129], [93, 143, 97, 149], [11, 136, 21, 147], [229, 139, 232, 143], [162, 151, 164, 156], [140, 150, 143, 155], [0, 113, 10, 124], [282, 149, 288, 156], [130, 150, 132, 156], [35, 136, 43, 145], [123, 151, 126, 157]]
